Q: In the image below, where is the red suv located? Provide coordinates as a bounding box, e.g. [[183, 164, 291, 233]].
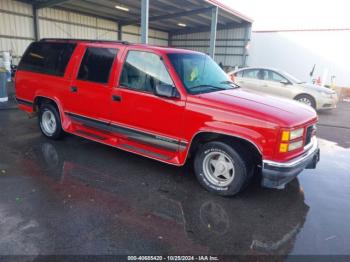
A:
[[15, 39, 320, 196]]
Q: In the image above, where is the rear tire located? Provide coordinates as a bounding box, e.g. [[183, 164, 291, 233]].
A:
[[38, 103, 64, 140], [194, 141, 250, 196], [295, 94, 316, 109]]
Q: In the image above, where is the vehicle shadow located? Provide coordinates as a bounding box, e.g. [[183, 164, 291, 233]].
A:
[[10, 134, 310, 256]]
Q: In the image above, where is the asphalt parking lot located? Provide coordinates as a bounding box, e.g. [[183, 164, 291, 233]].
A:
[[0, 94, 350, 257]]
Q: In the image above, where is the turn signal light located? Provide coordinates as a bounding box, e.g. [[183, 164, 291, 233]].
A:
[[279, 143, 288, 153], [281, 131, 290, 141]]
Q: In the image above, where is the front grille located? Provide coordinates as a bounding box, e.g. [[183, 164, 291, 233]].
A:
[[305, 125, 314, 146]]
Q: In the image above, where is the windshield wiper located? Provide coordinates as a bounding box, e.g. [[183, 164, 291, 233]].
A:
[[220, 80, 234, 84], [190, 84, 227, 91], [220, 80, 240, 88], [188, 84, 230, 94]]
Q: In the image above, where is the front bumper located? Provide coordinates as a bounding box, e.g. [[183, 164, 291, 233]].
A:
[[316, 95, 338, 110], [261, 137, 320, 189]]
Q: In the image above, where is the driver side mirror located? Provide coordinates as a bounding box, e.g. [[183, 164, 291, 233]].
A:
[[280, 80, 290, 85], [155, 84, 180, 98]]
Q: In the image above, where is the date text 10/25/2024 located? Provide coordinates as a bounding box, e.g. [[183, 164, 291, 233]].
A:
[[127, 256, 219, 261]]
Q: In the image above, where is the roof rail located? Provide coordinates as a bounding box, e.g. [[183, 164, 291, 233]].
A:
[[40, 38, 130, 45]]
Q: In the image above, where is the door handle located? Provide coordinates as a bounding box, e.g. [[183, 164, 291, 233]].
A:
[[70, 86, 78, 92], [112, 95, 121, 102]]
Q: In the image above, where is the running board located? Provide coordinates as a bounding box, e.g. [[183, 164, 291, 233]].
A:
[[119, 143, 171, 161], [65, 112, 187, 152], [75, 129, 107, 141]]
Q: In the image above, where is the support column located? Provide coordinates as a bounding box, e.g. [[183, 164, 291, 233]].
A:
[[242, 24, 251, 67], [209, 6, 218, 58], [118, 24, 122, 41], [33, 5, 39, 41], [141, 0, 149, 44], [168, 32, 173, 47]]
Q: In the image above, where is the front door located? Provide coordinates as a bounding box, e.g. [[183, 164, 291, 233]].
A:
[[110, 49, 186, 153], [257, 70, 295, 99]]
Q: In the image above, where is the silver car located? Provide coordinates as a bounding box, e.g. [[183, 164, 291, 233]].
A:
[[229, 67, 338, 110]]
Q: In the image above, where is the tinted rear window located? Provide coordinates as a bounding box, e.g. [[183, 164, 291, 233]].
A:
[[18, 42, 76, 76], [77, 47, 117, 84]]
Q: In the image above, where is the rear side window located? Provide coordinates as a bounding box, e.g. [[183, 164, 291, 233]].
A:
[[18, 42, 76, 76], [235, 71, 243, 77], [77, 47, 117, 84], [243, 69, 260, 79]]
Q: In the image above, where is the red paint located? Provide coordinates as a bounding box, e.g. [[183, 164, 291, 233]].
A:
[[15, 40, 318, 166]]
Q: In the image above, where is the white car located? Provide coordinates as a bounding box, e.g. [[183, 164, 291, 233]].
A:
[[229, 67, 338, 110]]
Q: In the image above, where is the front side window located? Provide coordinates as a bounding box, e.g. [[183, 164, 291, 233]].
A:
[[281, 71, 303, 84], [78, 47, 117, 84], [18, 42, 76, 76], [266, 70, 288, 83], [120, 51, 173, 92], [167, 53, 236, 95]]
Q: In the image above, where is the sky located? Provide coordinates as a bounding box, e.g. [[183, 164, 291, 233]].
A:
[[221, 0, 350, 30], [220, 0, 350, 86]]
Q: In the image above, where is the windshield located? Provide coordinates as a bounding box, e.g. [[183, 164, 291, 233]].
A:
[[167, 53, 237, 94], [280, 70, 304, 84]]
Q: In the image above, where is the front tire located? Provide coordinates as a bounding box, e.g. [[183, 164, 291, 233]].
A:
[[194, 141, 250, 196], [38, 103, 64, 140], [295, 94, 316, 109]]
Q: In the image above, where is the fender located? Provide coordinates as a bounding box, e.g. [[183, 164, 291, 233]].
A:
[[178, 126, 266, 166], [193, 129, 263, 155], [33, 93, 69, 129]]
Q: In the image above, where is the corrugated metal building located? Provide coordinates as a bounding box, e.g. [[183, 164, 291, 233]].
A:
[[171, 26, 250, 67], [0, 0, 33, 64], [0, 0, 252, 67], [0, 0, 168, 64]]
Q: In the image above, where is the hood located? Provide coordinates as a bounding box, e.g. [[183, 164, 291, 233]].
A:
[[301, 83, 335, 94], [197, 89, 317, 127]]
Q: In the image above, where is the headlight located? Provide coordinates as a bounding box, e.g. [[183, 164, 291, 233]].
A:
[[279, 128, 305, 153], [320, 92, 332, 98], [288, 140, 304, 151], [279, 140, 304, 152], [281, 128, 304, 141], [290, 128, 304, 140]]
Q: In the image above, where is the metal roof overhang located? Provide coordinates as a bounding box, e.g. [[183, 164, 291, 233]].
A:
[[21, 0, 252, 34]]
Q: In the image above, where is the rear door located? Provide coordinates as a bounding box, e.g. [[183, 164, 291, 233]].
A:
[[64, 44, 119, 122], [236, 69, 263, 91]]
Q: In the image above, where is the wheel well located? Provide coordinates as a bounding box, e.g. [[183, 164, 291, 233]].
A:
[[33, 96, 59, 114], [294, 93, 315, 102], [188, 132, 262, 166]]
